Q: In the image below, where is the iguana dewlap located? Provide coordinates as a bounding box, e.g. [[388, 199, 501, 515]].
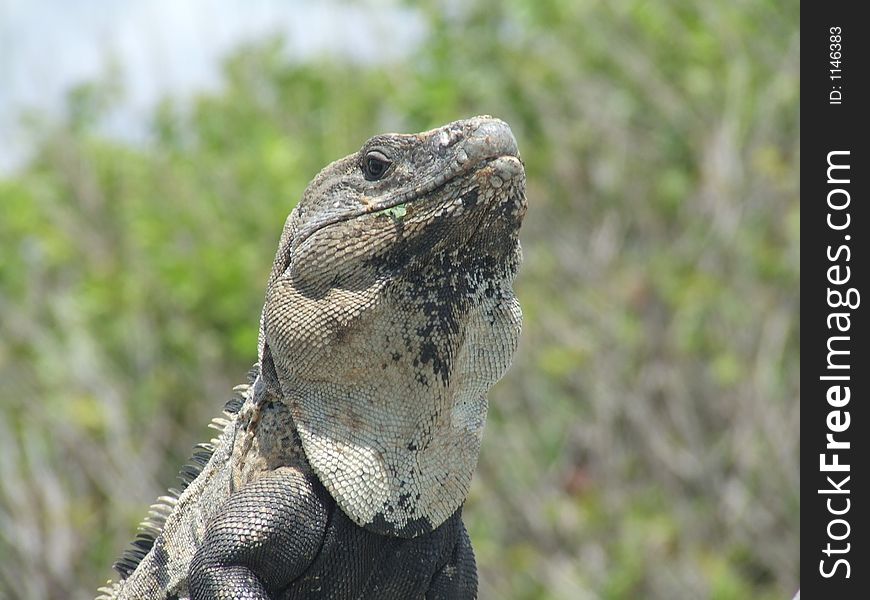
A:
[[98, 116, 527, 600]]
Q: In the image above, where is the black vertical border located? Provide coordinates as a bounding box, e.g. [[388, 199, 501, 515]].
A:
[[801, 3, 868, 598]]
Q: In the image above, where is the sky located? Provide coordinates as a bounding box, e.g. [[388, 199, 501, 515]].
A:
[[0, 0, 423, 172]]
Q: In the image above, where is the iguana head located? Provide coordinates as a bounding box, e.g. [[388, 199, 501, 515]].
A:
[[258, 116, 526, 536]]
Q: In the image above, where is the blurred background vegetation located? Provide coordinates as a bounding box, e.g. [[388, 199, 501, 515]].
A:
[[0, 0, 799, 598]]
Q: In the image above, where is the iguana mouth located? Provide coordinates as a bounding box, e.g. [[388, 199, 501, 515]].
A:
[[371, 154, 522, 215]]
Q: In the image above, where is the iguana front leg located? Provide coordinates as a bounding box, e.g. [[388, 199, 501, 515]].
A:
[[188, 467, 328, 599], [187, 465, 477, 600]]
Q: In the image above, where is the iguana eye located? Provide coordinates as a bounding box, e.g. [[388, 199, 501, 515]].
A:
[[362, 150, 392, 181]]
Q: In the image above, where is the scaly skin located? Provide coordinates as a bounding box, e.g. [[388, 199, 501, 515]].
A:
[[98, 116, 526, 600]]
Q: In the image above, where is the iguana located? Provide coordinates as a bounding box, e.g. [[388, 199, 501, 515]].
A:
[[97, 115, 527, 600]]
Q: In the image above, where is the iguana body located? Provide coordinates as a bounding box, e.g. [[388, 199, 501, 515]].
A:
[[98, 116, 527, 600]]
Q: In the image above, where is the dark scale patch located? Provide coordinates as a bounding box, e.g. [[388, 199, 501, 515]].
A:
[[461, 189, 479, 208], [410, 297, 463, 385], [415, 322, 435, 339], [151, 538, 171, 588], [499, 191, 523, 219], [398, 251, 486, 342], [401, 332, 415, 351], [418, 339, 451, 385], [397, 492, 413, 511], [419, 299, 442, 319], [364, 213, 453, 277], [368, 511, 435, 538]]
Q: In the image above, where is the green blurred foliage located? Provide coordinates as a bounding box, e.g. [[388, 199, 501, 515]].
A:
[[0, 1, 799, 598]]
